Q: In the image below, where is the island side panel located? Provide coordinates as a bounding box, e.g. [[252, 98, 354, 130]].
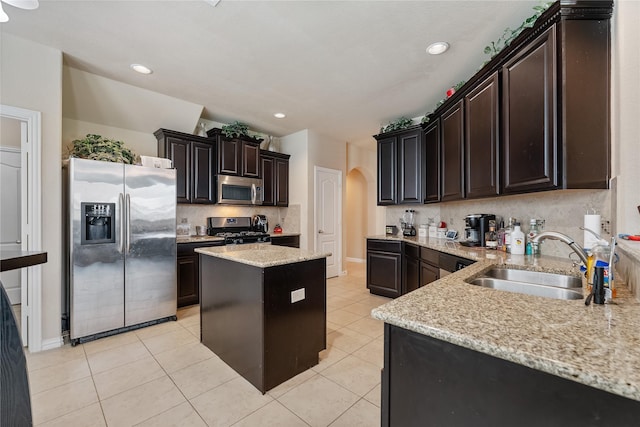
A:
[[199, 255, 265, 392], [263, 258, 327, 391], [383, 324, 640, 427]]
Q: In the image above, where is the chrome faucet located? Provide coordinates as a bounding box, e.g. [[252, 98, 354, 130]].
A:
[[531, 231, 590, 266]]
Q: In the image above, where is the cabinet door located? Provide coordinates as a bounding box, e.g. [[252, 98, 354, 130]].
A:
[[177, 255, 198, 308], [270, 235, 300, 248], [502, 25, 558, 193], [377, 136, 398, 205], [167, 138, 191, 203], [465, 71, 500, 199], [242, 142, 260, 177], [420, 262, 439, 287], [398, 129, 424, 204], [424, 121, 440, 203], [367, 250, 402, 298], [441, 100, 465, 201], [218, 138, 240, 175], [192, 141, 215, 203], [404, 256, 419, 294], [261, 155, 275, 206], [275, 158, 289, 206]]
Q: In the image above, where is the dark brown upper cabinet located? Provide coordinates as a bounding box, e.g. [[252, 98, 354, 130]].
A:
[[207, 128, 263, 178], [465, 71, 500, 199], [423, 121, 440, 203], [440, 101, 465, 202], [261, 150, 290, 207], [375, 126, 424, 206], [155, 129, 215, 204], [502, 26, 558, 194]]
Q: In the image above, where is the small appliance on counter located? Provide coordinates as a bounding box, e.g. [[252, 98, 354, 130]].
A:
[[386, 225, 399, 236], [400, 209, 416, 236], [252, 215, 268, 233], [460, 214, 496, 247]]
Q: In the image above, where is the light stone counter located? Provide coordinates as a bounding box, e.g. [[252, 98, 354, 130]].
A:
[[196, 243, 330, 268], [176, 235, 225, 244], [370, 235, 640, 402]]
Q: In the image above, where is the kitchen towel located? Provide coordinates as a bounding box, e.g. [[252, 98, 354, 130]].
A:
[[583, 214, 601, 250]]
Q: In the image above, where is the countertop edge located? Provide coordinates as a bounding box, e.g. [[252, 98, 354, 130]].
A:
[[195, 245, 330, 268]]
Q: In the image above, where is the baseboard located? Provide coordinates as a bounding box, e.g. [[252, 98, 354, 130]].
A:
[[346, 257, 365, 263], [40, 336, 64, 351]]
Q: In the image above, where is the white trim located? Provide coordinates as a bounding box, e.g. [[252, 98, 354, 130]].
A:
[[39, 336, 64, 352], [346, 257, 365, 263], [314, 166, 343, 278], [0, 105, 43, 352]]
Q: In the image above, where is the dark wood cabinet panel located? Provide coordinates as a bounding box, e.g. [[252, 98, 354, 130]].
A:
[[261, 155, 275, 205], [275, 158, 289, 206], [191, 142, 215, 203], [420, 262, 439, 287], [367, 240, 402, 298], [441, 100, 465, 201], [502, 25, 558, 193], [261, 151, 290, 207], [242, 142, 260, 178], [404, 247, 419, 294], [219, 138, 240, 175], [156, 129, 215, 204], [424, 121, 440, 203], [270, 235, 300, 248], [398, 129, 424, 204], [465, 71, 500, 198], [177, 255, 198, 308], [166, 138, 191, 203], [377, 136, 397, 205]]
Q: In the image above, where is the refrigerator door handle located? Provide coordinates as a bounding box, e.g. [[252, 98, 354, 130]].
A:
[[119, 193, 125, 253], [125, 193, 131, 254]]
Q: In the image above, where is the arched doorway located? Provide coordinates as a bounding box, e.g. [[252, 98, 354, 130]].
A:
[[346, 168, 368, 262]]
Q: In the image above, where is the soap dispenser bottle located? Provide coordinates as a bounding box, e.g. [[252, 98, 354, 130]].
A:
[[511, 222, 526, 255]]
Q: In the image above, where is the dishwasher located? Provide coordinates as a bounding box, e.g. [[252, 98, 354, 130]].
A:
[[438, 253, 475, 278]]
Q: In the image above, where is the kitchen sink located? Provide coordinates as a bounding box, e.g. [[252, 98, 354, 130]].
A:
[[467, 268, 584, 301]]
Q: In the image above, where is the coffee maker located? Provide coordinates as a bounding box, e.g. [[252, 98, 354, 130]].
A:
[[252, 215, 268, 233], [461, 214, 496, 247]]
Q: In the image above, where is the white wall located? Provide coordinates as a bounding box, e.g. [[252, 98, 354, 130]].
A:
[[612, 0, 640, 236], [346, 169, 367, 260], [0, 33, 63, 347], [280, 130, 310, 250]]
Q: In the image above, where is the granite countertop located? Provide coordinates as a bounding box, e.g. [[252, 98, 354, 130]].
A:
[[176, 235, 225, 244], [196, 243, 330, 268], [370, 235, 640, 402], [270, 232, 301, 237]]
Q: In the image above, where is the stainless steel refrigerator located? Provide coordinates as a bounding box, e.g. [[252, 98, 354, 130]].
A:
[[63, 158, 177, 344]]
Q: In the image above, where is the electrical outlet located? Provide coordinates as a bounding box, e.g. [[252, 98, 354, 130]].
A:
[[601, 219, 611, 235]]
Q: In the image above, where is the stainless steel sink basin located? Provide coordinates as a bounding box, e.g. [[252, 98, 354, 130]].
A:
[[466, 268, 584, 301], [483, 268, 582, 289]]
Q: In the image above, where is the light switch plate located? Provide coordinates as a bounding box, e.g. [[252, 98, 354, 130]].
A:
[[291, 288, 305, 303]]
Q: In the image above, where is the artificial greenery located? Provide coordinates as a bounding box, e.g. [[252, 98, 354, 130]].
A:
[[381, 117, 413, 134], [484, 1, 553, 58], [69, 134, 136, 164], [221, 121, 250, 138]]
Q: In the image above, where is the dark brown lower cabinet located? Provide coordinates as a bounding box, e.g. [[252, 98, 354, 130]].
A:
[[177, 241, 224, 308], [403, 243, 419, 294], [270, 235, 300, 248], [420, 263, 439, 287], [367, 240, 402, 298], [382, 324, 640, 427]]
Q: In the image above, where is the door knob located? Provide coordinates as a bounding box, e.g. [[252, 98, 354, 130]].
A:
[[318, 230, 324, 234], [16, 240, 21, 244]]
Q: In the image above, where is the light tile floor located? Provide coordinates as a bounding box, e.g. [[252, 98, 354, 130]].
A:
[[26, 262, 389, 426]]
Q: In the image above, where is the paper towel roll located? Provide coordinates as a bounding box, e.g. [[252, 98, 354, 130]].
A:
[[584, 214, 601, 250]]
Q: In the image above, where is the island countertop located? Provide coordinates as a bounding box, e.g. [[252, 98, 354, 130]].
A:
[[196, 243, 330, 268], [369, 235, 640, 402]]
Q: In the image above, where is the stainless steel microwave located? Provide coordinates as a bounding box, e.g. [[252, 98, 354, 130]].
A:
[[216, 175, 263, 205]]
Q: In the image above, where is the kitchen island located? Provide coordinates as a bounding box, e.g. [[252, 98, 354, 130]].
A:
[[371, 235, 640, 426], [196, 244, 330, 393]]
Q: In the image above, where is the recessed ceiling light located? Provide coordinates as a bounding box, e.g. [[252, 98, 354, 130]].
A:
[[130, 64, 153, 75], [426, 42, 450, 55], [274, 113, 286, 119]]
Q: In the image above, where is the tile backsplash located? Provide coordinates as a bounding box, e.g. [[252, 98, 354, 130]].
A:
[[176, 204, 300, 235], [387, 189, 612, 259]]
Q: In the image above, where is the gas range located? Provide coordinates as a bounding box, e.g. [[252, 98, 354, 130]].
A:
[[207, 216, 271, 245]]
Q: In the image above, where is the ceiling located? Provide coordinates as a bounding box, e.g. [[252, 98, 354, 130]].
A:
[[0, 0, 541, 145]]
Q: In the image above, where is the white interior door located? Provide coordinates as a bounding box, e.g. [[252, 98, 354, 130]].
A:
[[0, 147, 22, 304], [315, 166, 342, 278]]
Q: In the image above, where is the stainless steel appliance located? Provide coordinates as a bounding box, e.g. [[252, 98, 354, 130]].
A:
[[461, 214, 496, 247], [252, 215, 268, 233], [216, 175, 263, 205], [63, 158, 177, 345], [207, 216, 271, 244]]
